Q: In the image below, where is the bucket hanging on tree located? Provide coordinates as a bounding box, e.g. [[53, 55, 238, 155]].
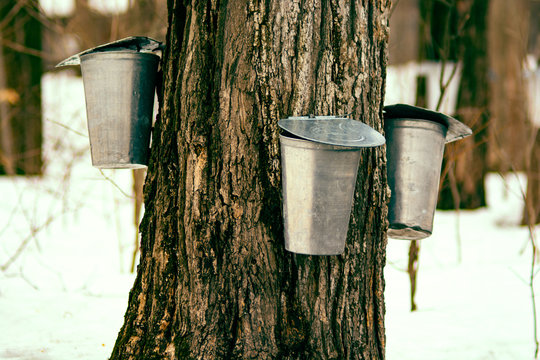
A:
[[57, 36, 163, 169], [278, 116, 385, 255], [384, 104, 472, 240]]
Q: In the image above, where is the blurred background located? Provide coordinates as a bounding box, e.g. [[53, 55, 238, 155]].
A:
[[0, 1, 167, 358], [1, 0, 540, 359]]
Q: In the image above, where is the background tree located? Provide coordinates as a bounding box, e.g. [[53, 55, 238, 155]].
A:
[[487, 0, 530, 175], [0, 0, 42, 175], [111, 0, 390, 358], [521, 0, 540, 226], [437, 0, 490, 210]]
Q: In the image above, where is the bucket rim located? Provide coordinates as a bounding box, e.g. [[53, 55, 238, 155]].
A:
[[278, 115, 385, 148], [280, 133, 363, 151], [384, 117, 448, 135], [80, 50, 161, 62], [383, 104, 472, 143], [93, 163, 148, 169], [56, 36, 163, 67]]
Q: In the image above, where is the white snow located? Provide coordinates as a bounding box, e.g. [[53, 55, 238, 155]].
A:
[[88, 0, 130, 15], [39, 0, 75, 17], [1, 72, 137, 359], [1, 73, 539, 359], [39, 0, 130, 16], [385, 62, 462, 115], [386, 173, 538, 360]]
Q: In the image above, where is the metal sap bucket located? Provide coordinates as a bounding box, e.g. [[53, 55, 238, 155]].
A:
[[279, 116, 385, 255], [384, 104, 472, 240], [57, 37, 163, 169]]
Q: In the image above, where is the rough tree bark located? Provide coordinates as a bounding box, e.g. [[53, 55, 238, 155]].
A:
[[111, 0, 390, 359]]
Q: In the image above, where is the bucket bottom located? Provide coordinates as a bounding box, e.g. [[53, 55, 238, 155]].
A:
[[387, 223, 431, 240], [93, 162, 147, 169]]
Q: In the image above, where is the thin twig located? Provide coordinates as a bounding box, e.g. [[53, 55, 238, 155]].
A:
[[389, 0, 401, 19], [0, 192, 23, 237], [435, 62, 460, 113], [20, 201, 43, 252], [0, 0, 25, 33], [503, 168, 539, 358], [19, 266, 39, 290], [447, 163, 462, 262], [98, 169, 134, 199], [531, 242, 538, 358], [46, 118, 87, 137], [1, 211, 65, 272], [408, 240, 420, 311], [0, 38, 56, 61]]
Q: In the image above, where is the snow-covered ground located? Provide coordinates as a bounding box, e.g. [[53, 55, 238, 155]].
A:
[[1, 73, 539, 359], [386, 173, 537, 360], [0, 72, 137, 359]]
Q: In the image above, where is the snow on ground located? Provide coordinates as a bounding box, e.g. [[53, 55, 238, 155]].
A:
[[0, 72, 137, 359], [386, 173, 538, 360], [1, 73, 539, 359]]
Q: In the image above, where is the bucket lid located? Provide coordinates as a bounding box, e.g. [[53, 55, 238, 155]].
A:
[[278, 115, 385, 148], [56, 36, 163, 67], [383, 104, 472, 143]]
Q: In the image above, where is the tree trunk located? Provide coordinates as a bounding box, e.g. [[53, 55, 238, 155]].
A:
[[524, 129, 540, 225], [388, 0, 420, 65], [437, 0, 490, 210], [522, 1, 540, 226], [487, 0, 530, 173], [418, 0, 458, 62], [528, 0, 540, 59], [111, 0, 390, 359], [0, 0, 43, 175]]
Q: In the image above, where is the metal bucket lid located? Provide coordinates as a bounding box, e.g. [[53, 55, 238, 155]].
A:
[[278, 115, 385, 148], [56, 36, 163, 67], [383, 104, 472, 143]]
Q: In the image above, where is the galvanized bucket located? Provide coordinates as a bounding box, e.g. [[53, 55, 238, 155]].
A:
[[384, 104, 472, 240], [385, 119, 446, 240], [279, 116, 385, 255], [56, 37, 162, 169], [80, 51, 159, 168], [280, 134, 363, 255]]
